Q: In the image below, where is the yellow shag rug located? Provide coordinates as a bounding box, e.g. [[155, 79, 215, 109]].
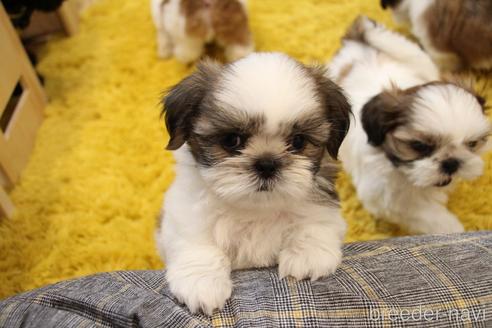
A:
[[1, 0, 491, 299]]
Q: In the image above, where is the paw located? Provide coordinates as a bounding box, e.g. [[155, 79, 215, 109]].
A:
[[409, 212, 465, 235], [278, 245, 342, 281], [173, 45, 203, 64], [156, 32, 173, 59], [360, 16, 378, 30], [428, 218, 464, 234], [157, 47, 172, 59], [345, 15, 377, 41], [157, 45, 172, 59], [168, 269, 233, 315], [225, 43, 254, 62]]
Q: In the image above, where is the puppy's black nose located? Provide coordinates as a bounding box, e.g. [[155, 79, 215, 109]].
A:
[[441, 158, 460, 175], [254, 158, 278, 179]]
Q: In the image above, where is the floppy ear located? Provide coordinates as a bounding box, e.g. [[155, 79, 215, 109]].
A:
[[476, 94, 488, 113], [162, 60, 222, 150], [308, 66, 352, 159], [361, 90, 407, 146]]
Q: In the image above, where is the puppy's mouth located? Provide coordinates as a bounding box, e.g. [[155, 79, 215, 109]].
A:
[[257, 181, 274, 192], [256, 175, 281, 192], [435, 177, 452, 187], [257, 185, 271, 192]]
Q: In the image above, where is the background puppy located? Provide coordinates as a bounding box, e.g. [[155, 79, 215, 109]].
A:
[[151, 0, 254, 63], [156, 53, 351, 314], [330, 17, 491, 235], [381, 0, 492, 71]]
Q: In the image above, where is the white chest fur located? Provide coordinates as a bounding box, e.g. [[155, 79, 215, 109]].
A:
[[213, 208, 292, 269]]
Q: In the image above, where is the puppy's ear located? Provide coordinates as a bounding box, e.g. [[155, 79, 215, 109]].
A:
[[308, 66, 352, 159], [476, 95, 487, 111], [361, 89, 407, 146], [162, 60, 222, 150]]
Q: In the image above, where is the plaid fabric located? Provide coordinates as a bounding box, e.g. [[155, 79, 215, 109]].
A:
[[1, 231, 491, 327]]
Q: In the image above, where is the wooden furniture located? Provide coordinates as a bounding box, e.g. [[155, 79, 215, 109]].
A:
[[0, 4, 47, 218], [58, 0, 80, 35], [22, 0, 81, 39]]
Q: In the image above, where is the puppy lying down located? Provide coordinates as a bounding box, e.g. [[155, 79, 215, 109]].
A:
[[330, 17, 491, 235], [156, 53, 351, 314], [151, 0, 253, 63]]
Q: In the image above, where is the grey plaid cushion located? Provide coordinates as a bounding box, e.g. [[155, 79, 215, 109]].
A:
[[1, 231, 491, 327]]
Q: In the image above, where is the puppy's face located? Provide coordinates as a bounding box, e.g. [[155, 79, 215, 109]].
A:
[[163, 53, 350, 205], [362, 83, 491, 188]]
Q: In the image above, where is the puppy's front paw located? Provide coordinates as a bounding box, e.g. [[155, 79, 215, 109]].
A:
[[168, 270, 233, 315], [408, 210, 465, 235], [157, 46, 172, 59], [173, 45, 203, 64], [278, 245, 342, 281], [439, 219, 465, 233], [225, 43, 254, 62], [345, 15, 377, 41], [428, 216, 465, 234]]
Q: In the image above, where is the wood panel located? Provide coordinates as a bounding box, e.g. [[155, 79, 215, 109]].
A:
[[0, 3, 47, 217]]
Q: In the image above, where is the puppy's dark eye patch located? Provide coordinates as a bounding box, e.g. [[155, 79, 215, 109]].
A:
[[409, 140, 435, 156], [221, 133, 247, 153], [467, 140, 478, 149], [466, 134, 489, 151], [289, 134, 307, 152]]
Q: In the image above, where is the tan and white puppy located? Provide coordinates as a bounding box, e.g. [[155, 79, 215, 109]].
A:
[[150, 0, 254, 63], [381, 0, 492, 71], [330, 17, 491, 235], [156, 53, 351, 314]]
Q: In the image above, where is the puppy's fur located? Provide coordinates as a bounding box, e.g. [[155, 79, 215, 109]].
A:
[[330, 17, 491, 235], [381, 0, 492, 71], [156, 53, 351, 314], [151, 0, 254, 63]]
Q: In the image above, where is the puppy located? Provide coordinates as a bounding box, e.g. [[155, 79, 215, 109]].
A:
[[156, 53, 351, 314], [150, 0, 254, 63], [329, 17, 491, 235], [381, 0, 492, 71]]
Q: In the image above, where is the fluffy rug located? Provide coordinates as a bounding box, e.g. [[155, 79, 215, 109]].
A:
[[1, 0, 491, 299]]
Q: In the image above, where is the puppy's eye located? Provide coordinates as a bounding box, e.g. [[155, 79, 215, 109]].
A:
[[409, 140, 434, 156], [466, 140, 478, 149], [290, 134, 306, 152], [221, 133, 244, 151]]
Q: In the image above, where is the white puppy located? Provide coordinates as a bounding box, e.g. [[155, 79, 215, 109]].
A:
[[329, 17, 491, 235], [156, 53, 351, 314], [381, 0, 492, 70], [150, 0, 254, 63]]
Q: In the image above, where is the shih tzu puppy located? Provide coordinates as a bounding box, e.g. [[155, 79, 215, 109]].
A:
[[150, 0, 254, 63], [156, 52, 351, 314], [381, 0, 492, 71], [329, 17, 491, 235]]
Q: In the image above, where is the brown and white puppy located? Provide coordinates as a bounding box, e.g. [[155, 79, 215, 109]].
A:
[[151, 0, 254, 63], [381, 0, 492, 71], [330, 16, 491, 235], [156, 52, 351, 314]]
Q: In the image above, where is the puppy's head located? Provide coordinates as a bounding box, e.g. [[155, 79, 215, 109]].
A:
[[362, 82, 491, 188], [163, 53, 351, 205]]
